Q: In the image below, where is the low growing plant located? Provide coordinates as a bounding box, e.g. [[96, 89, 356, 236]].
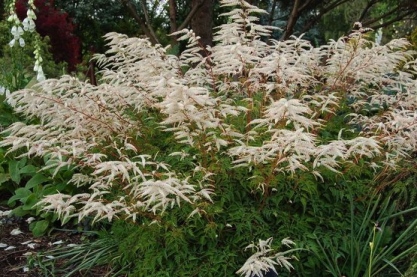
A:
[[313, 195, 417, 277], [2, 0, 417, 275], [27, 230, 119, 277]]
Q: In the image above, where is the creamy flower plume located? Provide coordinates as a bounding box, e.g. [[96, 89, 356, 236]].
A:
[[2, 0, 417, 275], [236, 237, 295, 277]]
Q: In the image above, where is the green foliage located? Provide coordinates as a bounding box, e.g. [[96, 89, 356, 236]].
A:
[[54, 0, 155, 52], [31, 165, 417, 276], [0, 92, 75, 237], [26, 230, 114, 276], [2, 1, 417, 276], [310, 195, 417, 277], [0, 153, 79, 236], [409, 27, 417, 51], [0, 11, 71, 237], [31, 128, 416, 276]]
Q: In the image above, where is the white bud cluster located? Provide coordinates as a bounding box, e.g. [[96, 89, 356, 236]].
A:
[[0, 86, 11, 98], [22, 8, 36, 32], [8, 1, 22, 47], [33, 44, 45, 82], [9, 22, 25, 47], [7, 0, 45, 82]]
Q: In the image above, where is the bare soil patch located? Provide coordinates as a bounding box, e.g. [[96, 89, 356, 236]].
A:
[[0, 205, 108, 277]]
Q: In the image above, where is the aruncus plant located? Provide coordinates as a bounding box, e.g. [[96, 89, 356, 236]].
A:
[[2, 0, 417, 275]]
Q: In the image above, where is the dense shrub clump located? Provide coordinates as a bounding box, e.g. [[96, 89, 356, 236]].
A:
[[2, 0, 417, 276]]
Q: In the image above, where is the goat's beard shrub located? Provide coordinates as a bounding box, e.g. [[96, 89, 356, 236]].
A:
[[2, 0, 417, 275]]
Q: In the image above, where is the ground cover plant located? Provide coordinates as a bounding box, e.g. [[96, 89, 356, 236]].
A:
[[0, 2, 75, 240], [2, 0, 417, 276]]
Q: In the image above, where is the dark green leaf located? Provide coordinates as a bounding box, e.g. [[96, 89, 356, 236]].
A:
[[32, 220, 50, 237], [22, 193, 39, 211], [12, 206, 29, 217], [25, 173, 49, 189], [19, 165, 38, 174], [0, 173, 10, 184], [9, 160, 21, 183], [7, 187, 31, 204]]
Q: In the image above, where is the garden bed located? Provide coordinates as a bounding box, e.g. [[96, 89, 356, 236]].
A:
[[0, 206, 107, 277]]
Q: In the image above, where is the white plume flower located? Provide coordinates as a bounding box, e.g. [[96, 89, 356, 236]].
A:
[[236, 237, 295, 277], [2, 1, 417, 275]]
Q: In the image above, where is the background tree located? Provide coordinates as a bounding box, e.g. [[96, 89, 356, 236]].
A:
[[15, 0, 81, 71], [316, 0, 417, 43], [2, 0, 417, 276], [122, 0, 216, 49], [266, 0, 417, 42], [54, 0, 139, 55], [6, 0, 417, 73], [0, 0, 4, 20], [190, 0, 215, 48]]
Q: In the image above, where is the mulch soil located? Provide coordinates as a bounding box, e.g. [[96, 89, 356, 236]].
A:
[[0, 204, 110, 277]]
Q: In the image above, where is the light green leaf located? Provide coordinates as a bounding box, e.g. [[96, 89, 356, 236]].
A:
[[0, 173, 10, 184], [25, 173, 49, 189], [19, 165, 38, 174], [12, 206, 29, 217], [9, 160, 21, 183], [32, 220, 49, 237], [22, 193, 39, 211], [8, 187, 31, 204]]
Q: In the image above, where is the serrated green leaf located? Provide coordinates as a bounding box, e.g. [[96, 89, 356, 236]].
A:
[[22, 193, 39, 211], [301, 197, 307, 213], [7, 187, 31, 205], [0, 173, 10, 184], [16, 187, 32, 196], [19, 165, 38, 174], [12, 206, 29, 217], [56, 182, 68, 191], [9, 159, 21, 183], [18, 157, 27, 168], [25, 173, 49, 189], [42, 185, 58, 196], [32, 220, 49, 237]]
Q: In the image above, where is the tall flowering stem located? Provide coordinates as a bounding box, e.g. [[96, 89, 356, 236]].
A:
[[2, 0, 417, 275], [6, 0, 45, 82]]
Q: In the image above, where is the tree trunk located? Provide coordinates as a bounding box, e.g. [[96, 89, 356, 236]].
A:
[[280, 0, 301, 40], [168, 0, 178, 46], [191, 0, 214, 48], [0, 0, 4, 21], [120, 0, 159, 44], [168, 0, 177, 34], [268, 0, 278, 26]]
